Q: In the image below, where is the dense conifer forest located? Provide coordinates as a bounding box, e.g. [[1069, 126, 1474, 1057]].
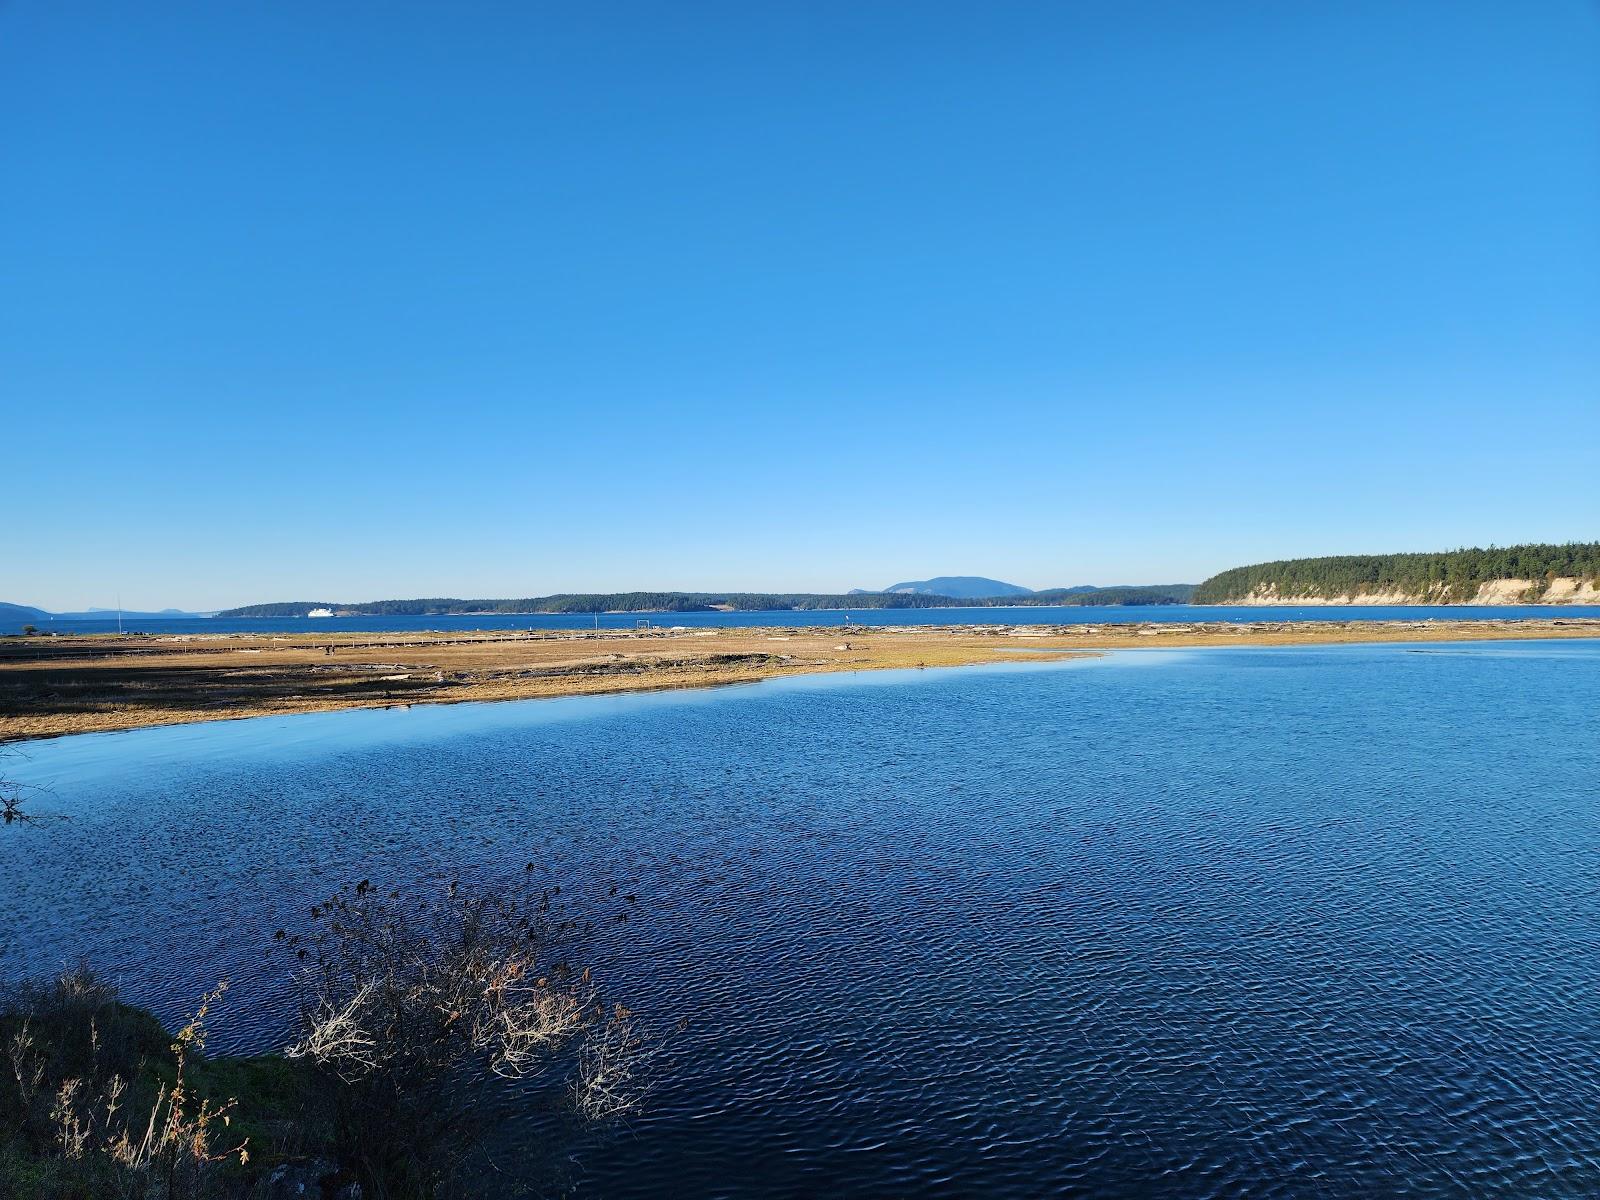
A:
[[1193, 544, 1600, 603]]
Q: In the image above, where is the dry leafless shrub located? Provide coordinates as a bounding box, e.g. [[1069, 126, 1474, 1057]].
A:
[[0, 747, 67, 826], [283, 877, 659, 1197]]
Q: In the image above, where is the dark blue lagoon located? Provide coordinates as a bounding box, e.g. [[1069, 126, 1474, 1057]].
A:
[[5, 641, 1600, 1196]]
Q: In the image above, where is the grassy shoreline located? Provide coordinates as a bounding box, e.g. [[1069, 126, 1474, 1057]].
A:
[[3, 619, 1598, 743]]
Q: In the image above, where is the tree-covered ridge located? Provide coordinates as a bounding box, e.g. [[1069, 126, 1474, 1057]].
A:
[[1193, 543, 1600, 604], [218, 584, 1195, 618]]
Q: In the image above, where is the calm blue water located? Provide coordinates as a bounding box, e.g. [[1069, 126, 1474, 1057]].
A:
[[4, 641, 1600, 1196], [6, 604, 1600, 636]]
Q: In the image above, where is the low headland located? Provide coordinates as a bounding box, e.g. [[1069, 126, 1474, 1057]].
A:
[[1192, 543, 1600, 605], [213, 583, 1194, 617], [3, 617, 1598, 742]]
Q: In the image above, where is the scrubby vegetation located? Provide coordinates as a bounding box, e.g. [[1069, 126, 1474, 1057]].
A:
[[0, 967, 273, 1199], [284, 878, 655, 1197], [1, 880, 655, 1199], [219, 585, 1195, 618], [1193, 543, 1600, 604]]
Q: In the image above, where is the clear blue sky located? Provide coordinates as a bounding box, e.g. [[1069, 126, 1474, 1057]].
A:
[[5, 1, 1597, 610]]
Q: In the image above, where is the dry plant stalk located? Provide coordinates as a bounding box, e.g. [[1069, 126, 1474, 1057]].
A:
[[98, 983, 249, 1173], [7, 968, 249, 1194]]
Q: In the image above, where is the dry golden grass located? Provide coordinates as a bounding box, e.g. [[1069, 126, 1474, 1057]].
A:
[[2, 617, 1596, 741]]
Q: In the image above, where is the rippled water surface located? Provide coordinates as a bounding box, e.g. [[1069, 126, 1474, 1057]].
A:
[[5, 642, 1600, 1196], [7, 603, 1600, 635]]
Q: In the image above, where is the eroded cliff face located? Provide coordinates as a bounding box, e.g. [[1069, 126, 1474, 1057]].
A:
[[1228, 578, 1600, 605]]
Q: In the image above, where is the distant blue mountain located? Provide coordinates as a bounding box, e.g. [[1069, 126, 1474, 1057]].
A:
[[1, 602, 205, 623], [875, 576, 1035, 599], [57, 609, 205, 621]]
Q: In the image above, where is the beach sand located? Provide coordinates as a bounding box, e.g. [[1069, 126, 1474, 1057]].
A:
[[3, 618, 1597, 741]]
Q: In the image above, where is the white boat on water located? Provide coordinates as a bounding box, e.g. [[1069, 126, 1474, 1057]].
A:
[[307, 607, 335, 618]]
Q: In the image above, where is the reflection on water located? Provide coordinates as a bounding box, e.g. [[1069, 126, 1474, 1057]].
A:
[[4, 643, 1600, 1197]]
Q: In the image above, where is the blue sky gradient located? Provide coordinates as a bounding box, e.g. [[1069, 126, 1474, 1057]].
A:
[[5, 1, 1597, 609]]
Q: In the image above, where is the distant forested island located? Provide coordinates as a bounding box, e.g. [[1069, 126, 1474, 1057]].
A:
[[1194, 543, 1600, 605], [218, 585, 1196, 618]]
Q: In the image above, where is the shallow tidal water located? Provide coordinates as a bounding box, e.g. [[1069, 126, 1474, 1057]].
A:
[[4, 641, 1600, 1197]]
